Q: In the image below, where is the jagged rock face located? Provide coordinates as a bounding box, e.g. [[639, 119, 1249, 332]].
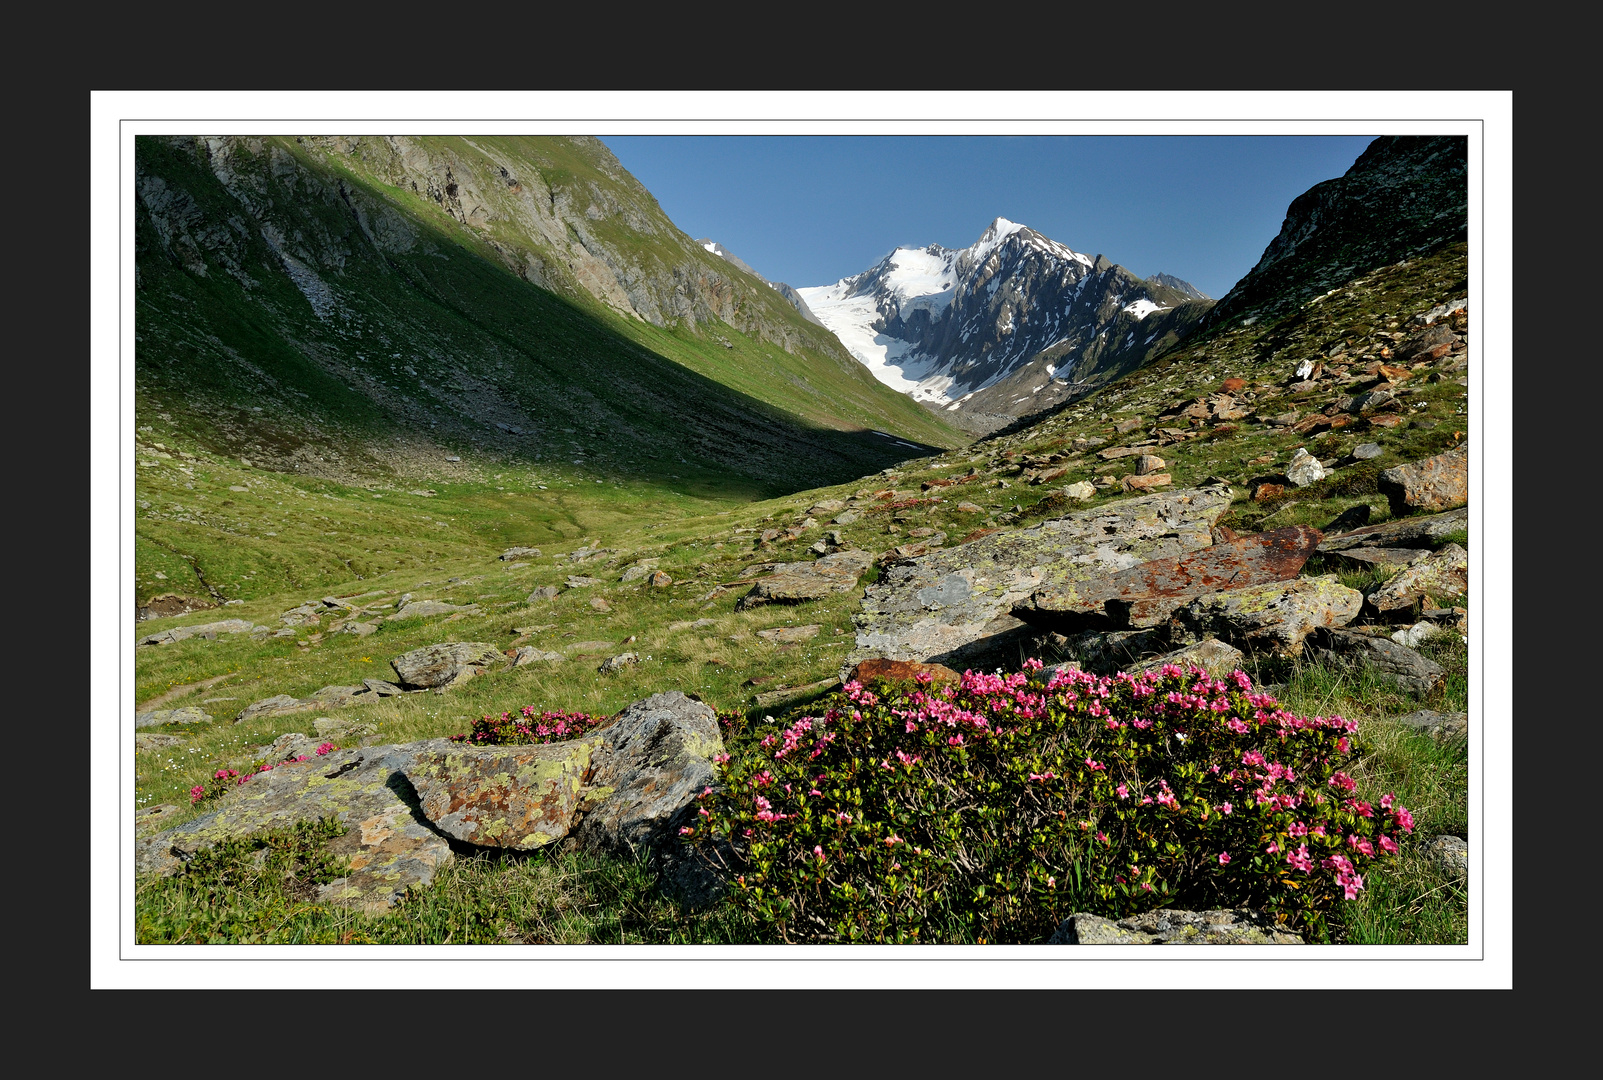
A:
[[800, 218, 1209, 432], [1201, 136, 1467, 330]]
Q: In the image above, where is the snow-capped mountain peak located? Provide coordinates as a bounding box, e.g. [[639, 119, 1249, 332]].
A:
[[798, 219, 1203, 429]]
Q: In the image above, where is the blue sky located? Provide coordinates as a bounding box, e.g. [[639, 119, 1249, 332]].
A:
[[601, 135, 1378, 301]]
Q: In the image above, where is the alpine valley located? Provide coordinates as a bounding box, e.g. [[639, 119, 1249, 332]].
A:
[[129, 134, 1475, 948]]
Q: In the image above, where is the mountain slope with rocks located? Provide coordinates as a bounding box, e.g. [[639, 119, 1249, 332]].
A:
[[134, 135, 960, 500]]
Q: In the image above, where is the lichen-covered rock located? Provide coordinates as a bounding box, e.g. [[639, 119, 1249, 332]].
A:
[[736, 549, 876, 610], [1380, 445, 1468, 516], [1170, 576, 1363, 656], [135, 706, 213, 729], [390, 642, 503, 689], [135, 744, 453, 913], [848, 485, 1232, 672], [1018, 525, 1321, 630], [1048, 909, 1304, 944], [1366, 543, 1468, 614], [574, 691, 723, 858], [499, 546, 541, 561], [405, 739, 596, 850]]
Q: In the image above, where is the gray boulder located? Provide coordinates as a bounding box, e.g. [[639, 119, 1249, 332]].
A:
[[390, 642, 504, 689], [848, 485, 1231, 673], [575, 691, 725, 860]]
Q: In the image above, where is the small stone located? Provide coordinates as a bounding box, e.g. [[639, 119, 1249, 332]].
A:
[[590, 597, 612, 612], [618, 559, 661, 582], [598, 652, 640, 673], [1425, 835, 1469, 877], [648, 570, 673, 587], [499, 546, 542, 561], [566, 576, 603, 588], [1120, 472, 1172, 492], [527, 586, 559, 602], [1134, 454, 1166, 476], [956, 501, 985, 513], [1286, 448, 1327, 487]]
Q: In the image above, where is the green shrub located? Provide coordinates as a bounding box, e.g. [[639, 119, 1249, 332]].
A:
[[688, 662, 1415, 944]]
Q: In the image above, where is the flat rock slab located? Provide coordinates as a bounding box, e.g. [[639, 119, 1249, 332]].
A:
[[390, 642, 503, 689], [135, 706, 214, 729], [1019, 525, 1321, 630], [135, 744, 453, 914], [736, 549, 877, 610], [499, 547, 542, 561], [404, 738, 596, 850], [1170, 577, 1363, 657], [1049, 909, 1303, 944], [1367, 543, 1468, 614], [1380, 445, 1468, 516], [138, 619, 262, 646], [388, 599, 480, 620], [757, 624, 822, 643], [848, 485, 1232, 672], [1308, 628, 1445, 696], [574, 692, 724, 858]]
